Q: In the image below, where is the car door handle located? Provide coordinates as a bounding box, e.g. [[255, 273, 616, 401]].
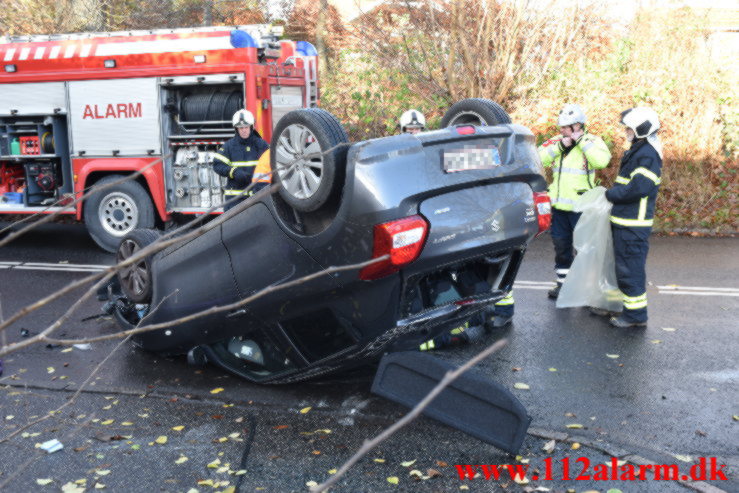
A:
[[226, 309, 247, 319]]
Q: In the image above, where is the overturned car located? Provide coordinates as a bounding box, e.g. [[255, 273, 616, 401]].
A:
[[106, 99, 551, 386]]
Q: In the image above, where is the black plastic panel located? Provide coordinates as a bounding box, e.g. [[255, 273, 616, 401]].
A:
[[371, 351, 531, 454]]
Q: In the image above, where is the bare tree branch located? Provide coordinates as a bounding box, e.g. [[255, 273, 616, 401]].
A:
[[312, 338, 508, 492]]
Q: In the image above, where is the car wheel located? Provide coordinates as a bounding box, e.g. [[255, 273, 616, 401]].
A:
[[271, 108, 350, 212], [83, 175, 156, 252], [115, 228, 161, 303], [441, 98, 512, 127]]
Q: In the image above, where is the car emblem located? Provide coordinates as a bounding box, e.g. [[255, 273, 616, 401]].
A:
[[491, 220, 500, 232]]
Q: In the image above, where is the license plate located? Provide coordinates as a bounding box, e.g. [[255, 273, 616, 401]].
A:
[[443, 145, 502, 173]]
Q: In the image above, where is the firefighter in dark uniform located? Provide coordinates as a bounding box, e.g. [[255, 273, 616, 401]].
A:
[[212, 109, 269, 212], [601, 107, 662, 328]]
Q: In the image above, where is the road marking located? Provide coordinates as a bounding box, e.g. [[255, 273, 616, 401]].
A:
[[657, 285, 739, 293], [659, 290, 739, 297]]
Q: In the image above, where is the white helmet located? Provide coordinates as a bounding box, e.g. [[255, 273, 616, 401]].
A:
[[620, 107, 660, 138], [232, 109, 255, 128], [399, 109, 426, 132], [557, 104, 586, 127]]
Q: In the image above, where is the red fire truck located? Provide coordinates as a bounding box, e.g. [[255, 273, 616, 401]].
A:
[[0, 25, 318, 251]]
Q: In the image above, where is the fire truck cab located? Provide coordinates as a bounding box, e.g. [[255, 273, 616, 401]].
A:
[[0, 25, 318, 251]]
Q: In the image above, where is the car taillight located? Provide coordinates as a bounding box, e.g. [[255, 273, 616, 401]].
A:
[[534, 192, 552, 236], [456, 126, 476, 135], [359, 215, 429, 280]]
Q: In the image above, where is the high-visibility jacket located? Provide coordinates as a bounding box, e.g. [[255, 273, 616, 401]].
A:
[[605, 139, 662, 228], [538, 133, 611, 211], [212, 131, 269, 196], [250, 149, 272, 192]]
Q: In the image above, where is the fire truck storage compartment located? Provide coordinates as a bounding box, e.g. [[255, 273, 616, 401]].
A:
[[68, 78, 161, 156], [0, 113, 72, 208], [160, 74, 245, 210]]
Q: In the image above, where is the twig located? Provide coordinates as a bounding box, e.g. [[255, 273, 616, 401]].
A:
[[312, 338, 508, 492]]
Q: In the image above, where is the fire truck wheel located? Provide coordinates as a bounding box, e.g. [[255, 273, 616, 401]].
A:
[[440, 98, 512, 127], [83, 175, 156, 253], [116, 228, 161, 303], [271, 108, 349, 213]]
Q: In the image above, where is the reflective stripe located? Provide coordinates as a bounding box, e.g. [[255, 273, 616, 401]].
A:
[[638, 196, 648, 220], [495, 293, 514, 306], [580, 140, 595, 152], [229, 167, 236, 179], [231, 160, 258, 167], [556, 268, 569, 276], [224, 189, 253, 196], [213, 153, 230, 164], [547, 146, 559, 159], [252, 172, 271, 183], [553, 197, 575, 206], [557, 167, 594, 175], [610, 215, 653, 227], [419, 340, 435, 351], [615, 176, 630, 185], [623, 293, 647, 310], [631, 167, 661, 185]]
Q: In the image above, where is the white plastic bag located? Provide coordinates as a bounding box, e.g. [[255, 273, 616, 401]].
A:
[[556, 187, 622, 311]]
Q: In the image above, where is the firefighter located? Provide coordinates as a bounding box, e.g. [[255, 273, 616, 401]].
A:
[[212, 109, 269, 211], [599, 107, 662, 328], [399, 109, 426, 134], [538, 104, 611, 299]]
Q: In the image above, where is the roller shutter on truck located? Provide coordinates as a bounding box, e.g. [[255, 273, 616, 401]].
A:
[[68, 78, 161, 156], [0, 82, 67, 115]]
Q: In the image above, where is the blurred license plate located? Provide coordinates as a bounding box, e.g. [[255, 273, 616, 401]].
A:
[[443, 145, 501, 173]]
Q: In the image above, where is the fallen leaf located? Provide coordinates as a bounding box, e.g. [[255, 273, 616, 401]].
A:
[[101, 420, 114, 425], [197, 480, 214, 486], [542, 439, 555, 453], [171, 425, 185, 431], [651, 339, 662, 344], [695, 430, 707, 437], [235, 470, 246, 476], [154, 436, 167, 444], [61, 482, 84, 493], [732, 415, 739, 421], [5, 415, 13, 421], [513, 473, 529, 485], [210, 387, 224, 394], [36, 479, 54, 485], [427, 468, 442, 478], [94, 483, 106, 490], [662, 327, 676, 332], [120, 422, 133, 426], [409, 469, 423, 479], [229, 432, 240, 439], [175, 456, 188, 464], [514, 382, 530, 390], [61, 348, 73, 353], [312, 450, 321, 455], [401, 460, 416, 467], [207, 459, 221, 469], [606, 354, 619, 359], [47, 367, 55, 374], [607, 489, 623, 493], [674, 454, 692, 462], [273, 425, 289, 430], [373, 458, 386, 463], [571, 442, 581, 450], [548, 368, 557, 372], [436, 461, 448, 467], [95, 470, 110, 476], [460, 487, 470, 491], [387, 476, 399, 485], [300, 406, 312, 414], [566, 424, 584, 429], [512, 367, 522, 372], [306, 481, 318, 487], [564, 412, 576, 417], [328, 469, 337, 474], [131, 444, 140, 450]]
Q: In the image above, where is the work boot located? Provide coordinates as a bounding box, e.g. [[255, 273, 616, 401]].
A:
[[609, 316, 647, 328], [589, 307, 619, 317], [487, 315, 513, 330], [547, 284, 561, 300], [418, 324, 485, 351]]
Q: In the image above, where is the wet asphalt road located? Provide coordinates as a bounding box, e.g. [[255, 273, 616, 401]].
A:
[[0, 220, 737, 492]]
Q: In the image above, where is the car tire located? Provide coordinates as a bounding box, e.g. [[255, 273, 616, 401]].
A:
[[83, 175, 156, 252], [271, 108, 350, 212], [441, 98, 512, 127], [116, 228, 161, 303]]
